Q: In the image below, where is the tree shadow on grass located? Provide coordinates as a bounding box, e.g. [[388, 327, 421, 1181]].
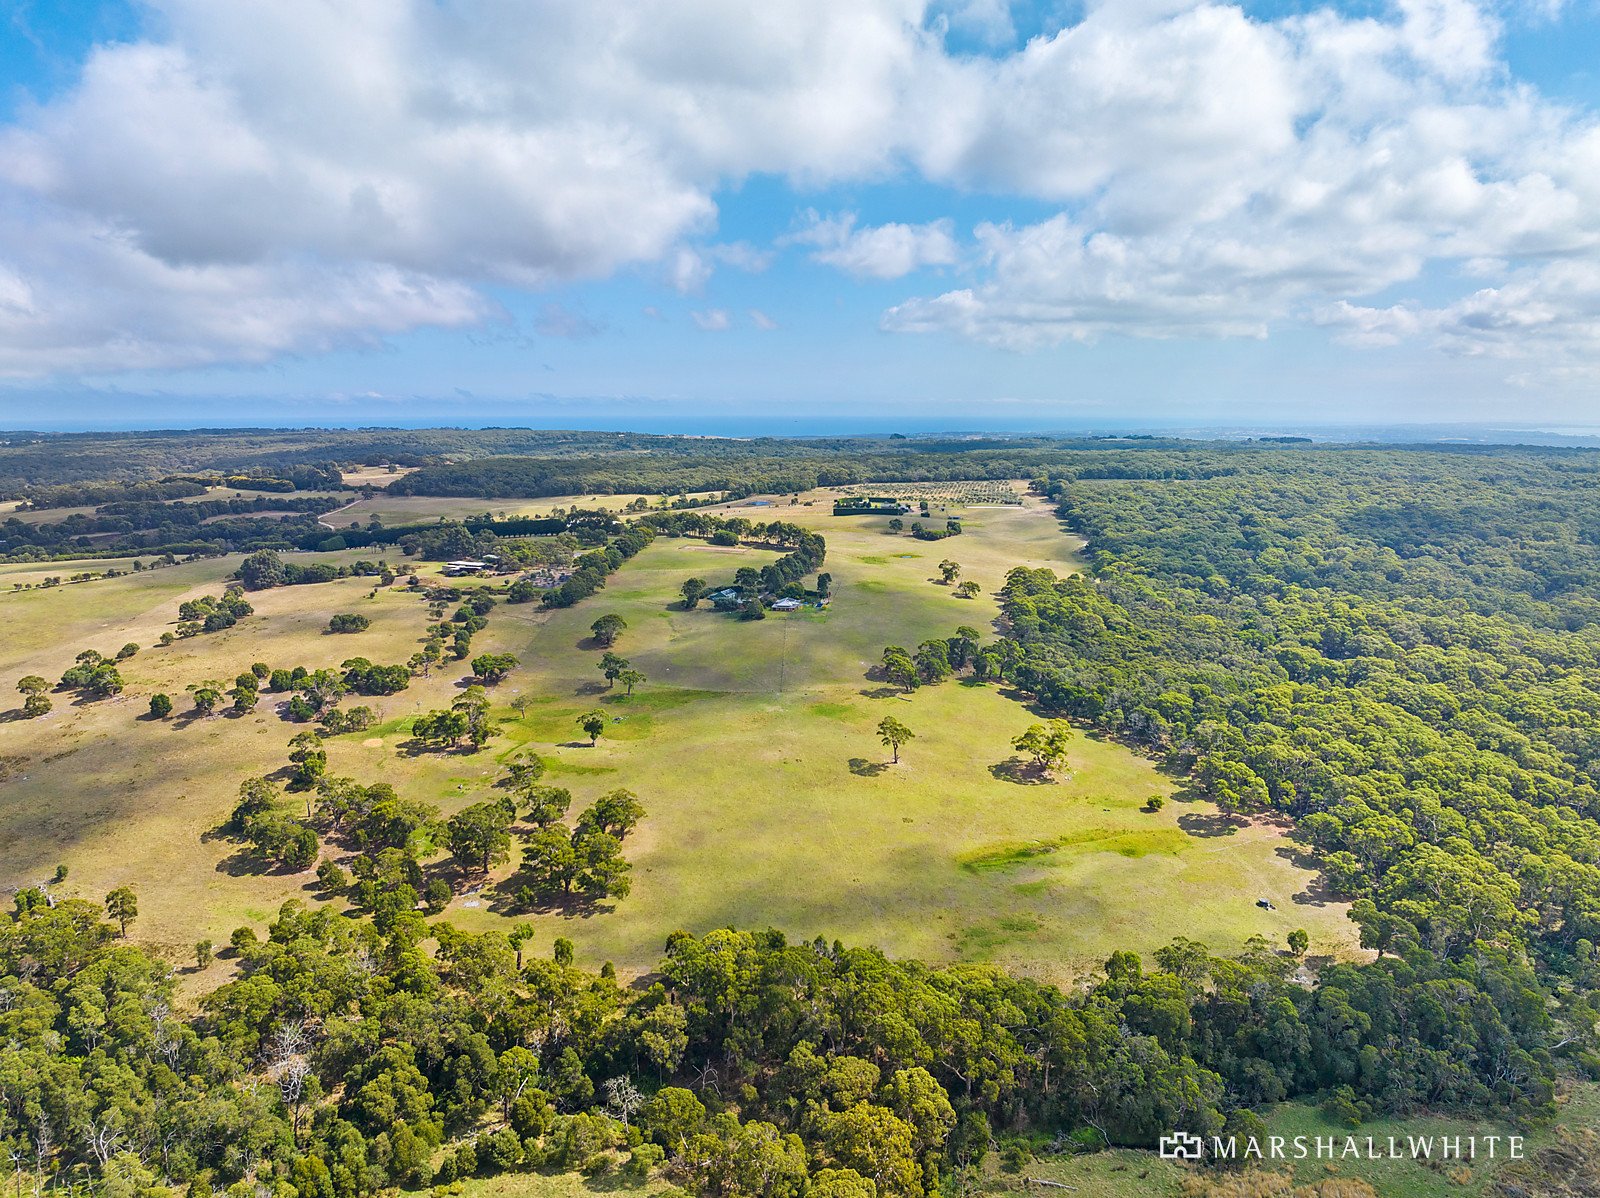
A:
[[1289, 873, 1343, 908], [1273, 842, 1344, 908], [848, 757, 889, 778], [483, 872, 613, 918], [858, 687, 907, 700], [1177, 811, 1251, 838], [989, 756, 1053, 786], [1273, 839, 1322, 871], [989, 684, 1056, 719], [394, 738, 484, 759], [212, 845, 301, 878]]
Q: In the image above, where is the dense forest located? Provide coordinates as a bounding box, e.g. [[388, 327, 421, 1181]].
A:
[[383, 445, 1236, 501], [993, 451, 1600, 1094]]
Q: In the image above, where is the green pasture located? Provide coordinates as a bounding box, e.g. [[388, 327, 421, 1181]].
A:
[[0, 489, 1359, 987], [427, 495, 1358, 980]]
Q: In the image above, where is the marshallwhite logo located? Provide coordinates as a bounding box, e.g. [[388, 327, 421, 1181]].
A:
[[1160, 1133, 1523, 1162], [1158, 1133, 1205, 1160]]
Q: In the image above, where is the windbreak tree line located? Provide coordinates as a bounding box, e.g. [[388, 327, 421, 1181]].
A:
[[541, 524, 657, 608], [640, 512, 827, 591]]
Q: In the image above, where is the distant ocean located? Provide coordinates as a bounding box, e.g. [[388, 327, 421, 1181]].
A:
[[4, 411, 1600, 446]]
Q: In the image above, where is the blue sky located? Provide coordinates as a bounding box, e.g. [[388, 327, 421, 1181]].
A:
[[2, 0, 1600, 433]]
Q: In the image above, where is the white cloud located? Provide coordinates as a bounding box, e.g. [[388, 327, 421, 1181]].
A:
[[665, 247, 713, 295], [749, 308, 779, 330], [0, 193, 486, 377], [3, 0, 1600, 377], [885, 1, 1600, 364], [0, 0, 925, 374], [691, 308, 731, 331], [1317, 259, 1600, 360], [788, 210, 960, 279]]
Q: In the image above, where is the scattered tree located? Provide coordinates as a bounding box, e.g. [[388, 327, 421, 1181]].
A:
[[105, 886, 138, 937], [591, 613, 627, 647], [447, 800, 516, 875], [17, 675, 51, 718], [598, 651, 630, 688], [1011, 720, 1074, 776], [877, 716, 915, 764], [471, 653, 519, 684], [882, 646, 919, 692], [577, 788, 645, 839], [524, 785, 573, 827]]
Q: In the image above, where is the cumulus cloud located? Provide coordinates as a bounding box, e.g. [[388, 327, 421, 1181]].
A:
[[664, 241, 775, 293], [3, 0, 1600, 376], [0, 193, 486, 377], [886, 0, 1600, 363], [749, 309, 779, 330], [1317, 259, 1600, 360], [0, 0, 925, 373], [691, 308, 731, 331], [788, 211, 960, 279]]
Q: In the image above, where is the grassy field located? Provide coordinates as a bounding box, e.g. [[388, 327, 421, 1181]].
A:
[[340, 464, 417, 488], [0, 487, 1358, 987], [427, 489, 1358, 979], [0, 546, 533, 968]]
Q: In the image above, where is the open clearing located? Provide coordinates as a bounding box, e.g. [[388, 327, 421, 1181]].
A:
[[0, 487, 1358, 985], [340, 464, 417, 488]]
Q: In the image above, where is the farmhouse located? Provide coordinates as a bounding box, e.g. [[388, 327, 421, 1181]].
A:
[[443, 559, 490, 576]]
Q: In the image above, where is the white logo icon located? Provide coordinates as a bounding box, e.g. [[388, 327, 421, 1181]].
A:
[[1159, 1132, 1205, 1160]]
